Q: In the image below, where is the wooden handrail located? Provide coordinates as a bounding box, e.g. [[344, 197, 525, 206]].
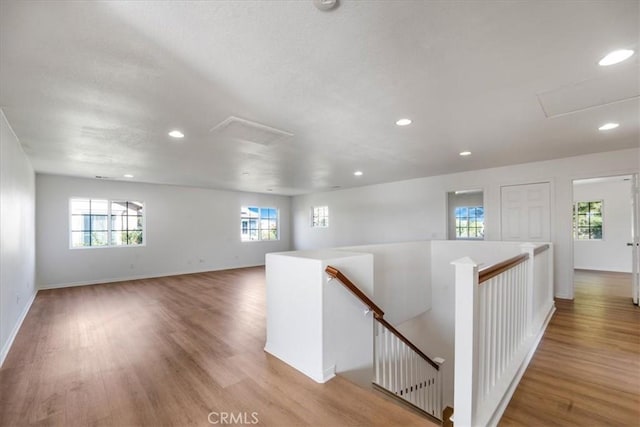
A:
[[325, 266, 384, 318], [325, 265, 440, 370], [478, 253, 529, 284], [376, 316, 440, 370], [534, 243, 550, 256], [477, 244, 549, 284]]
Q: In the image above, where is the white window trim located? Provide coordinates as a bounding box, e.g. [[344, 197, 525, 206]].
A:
[[69, 197, 146, 249]]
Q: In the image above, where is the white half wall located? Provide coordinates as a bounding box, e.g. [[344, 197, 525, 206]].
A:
[[265, 250, 374, 383], [292, 148, 640, 299], [0, 110, 36, 366], [573, 178, 633, 272], [36, 174, 292, 288]]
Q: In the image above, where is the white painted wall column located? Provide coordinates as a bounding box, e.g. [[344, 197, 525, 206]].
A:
[[451, 256, 480, 426]]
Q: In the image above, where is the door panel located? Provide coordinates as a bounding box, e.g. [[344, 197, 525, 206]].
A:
[[528, 206, 544, 239], [501, 182, 551, 242]]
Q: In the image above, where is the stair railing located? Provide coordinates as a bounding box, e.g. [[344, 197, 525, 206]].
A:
[[325, 266, 444, 422], [452, 243, 554, 426]]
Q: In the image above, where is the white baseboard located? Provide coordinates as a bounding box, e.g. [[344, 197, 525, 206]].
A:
[[264, 344, 335, 384], [0, 290, 37, 368], [38, 263, 265, 290]]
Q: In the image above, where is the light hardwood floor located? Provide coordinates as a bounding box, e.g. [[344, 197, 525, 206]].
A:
[[501, 270, 640, 426], [3, 268, 638, 426], [0, 267, 430, 426]]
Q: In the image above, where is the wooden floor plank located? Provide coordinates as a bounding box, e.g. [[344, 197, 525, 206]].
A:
[[500, 270, 640, 426]]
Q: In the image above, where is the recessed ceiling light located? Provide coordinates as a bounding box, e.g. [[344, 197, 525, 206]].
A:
[[598, 49, 634, 66], [168, 130, 184, 138], [354, 170, 363, 176], [459, 151, 472, 156], [598, 122, 619, 131], [396, 118, 412, 126], [313, 0, 338, 11], [123, 174, 134, 178]]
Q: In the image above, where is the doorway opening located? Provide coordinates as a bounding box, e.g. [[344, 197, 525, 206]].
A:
[[572, 174, 638, 304]]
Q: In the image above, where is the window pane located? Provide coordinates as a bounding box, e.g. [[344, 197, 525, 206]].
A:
[[90, 232, 108, 246], [71, 199, 91, 215], [312, 206, 328, 228], [574, 200, 603, 240], [132, 216, 143, 230], [111, 231, 124, 246], [71, 215, 89, 231], [91, 200, 108, 215], [71, 231, 91, 247], [111, 201, 127, 215], [91, 215, 108, 231], [454, 205, 484, 240], [131, 231, 143, 244], [111, 215, 124, 231]]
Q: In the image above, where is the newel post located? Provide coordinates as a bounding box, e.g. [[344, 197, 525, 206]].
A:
[[451, 256, 479, 426], [520, 243, 536, 335]]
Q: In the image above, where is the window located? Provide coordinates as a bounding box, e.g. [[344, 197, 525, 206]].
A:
[[574, 201, 603, 240], [70, 198, 144, 248], [241, 207, 279, 241], [311, 206, 329, 228], [110, 201, 144, 245], [455, 206, 484, 239]]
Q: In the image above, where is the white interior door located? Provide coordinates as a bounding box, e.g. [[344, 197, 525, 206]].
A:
[[631, 174, 639, 305], [501, 182, 551, 242]]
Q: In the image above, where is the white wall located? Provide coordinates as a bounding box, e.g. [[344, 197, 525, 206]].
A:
[[36, 174, 292, 288], [573, 178, 632, 272], [339, 241, 431, 325], [0, 110, 36, 366], [293, 148, 640, 299]]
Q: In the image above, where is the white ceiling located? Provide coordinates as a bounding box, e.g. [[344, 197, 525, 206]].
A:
[[1, 0, 638, 195]]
